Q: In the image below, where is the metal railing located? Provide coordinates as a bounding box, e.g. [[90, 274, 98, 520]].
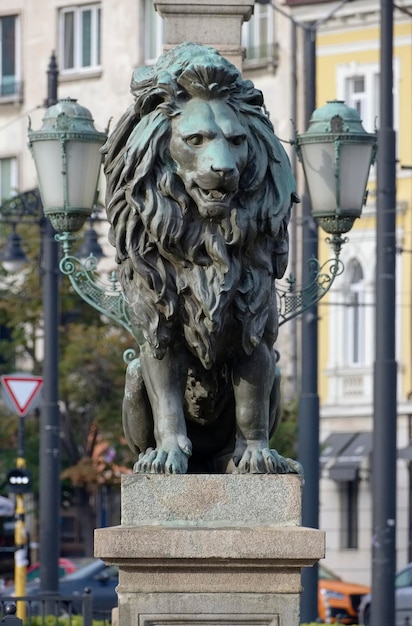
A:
[[0, 591, 113, 625]]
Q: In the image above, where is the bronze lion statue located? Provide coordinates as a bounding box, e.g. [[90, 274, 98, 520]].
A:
[[103, 42, 299, 474]]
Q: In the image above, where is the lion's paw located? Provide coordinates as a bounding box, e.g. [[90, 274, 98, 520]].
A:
[[233, 445, 302, 475], [134, 444, 191, 475]]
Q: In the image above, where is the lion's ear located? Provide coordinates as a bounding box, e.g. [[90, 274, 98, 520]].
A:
[[139, 93, 167, 116]]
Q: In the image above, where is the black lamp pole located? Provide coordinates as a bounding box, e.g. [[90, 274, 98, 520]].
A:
[[39, 51, 61, 595], [298, 24, 319, 624], [371, 0, 397, 623]]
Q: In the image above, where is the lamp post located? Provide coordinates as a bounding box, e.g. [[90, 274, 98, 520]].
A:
[[371, 0, 397, 623], [27, 104, 107, 582], [298, 29, 318, 621], [295, 100, 377, 621], [27, 97, 106, 592], [39, 218, 60, 597], [37, 52, 61, 596]]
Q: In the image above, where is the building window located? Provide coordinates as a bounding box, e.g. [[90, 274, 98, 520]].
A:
[[242, 3, 275, 65], [337, 63, 380, 133], [0, 15, 19, 97], [0, 157, 17, 202], [338, 61, 400, 136], [345, 72, 379, 133], [345, 259, 365, 365], [339, 479, 359, 549], [144, 0, 163, 64], [59, 5, 101, 73]]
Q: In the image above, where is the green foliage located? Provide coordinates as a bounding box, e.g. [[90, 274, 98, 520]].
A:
[[58, 321, 133, 468], [269, 395, 298, 460], [0, 224, 135, 499]]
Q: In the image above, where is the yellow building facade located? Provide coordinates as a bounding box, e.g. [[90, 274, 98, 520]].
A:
[[290, 0, 412, 585]]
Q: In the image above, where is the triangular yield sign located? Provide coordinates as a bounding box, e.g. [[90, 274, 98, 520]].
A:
[[1, 375, 43, 416]]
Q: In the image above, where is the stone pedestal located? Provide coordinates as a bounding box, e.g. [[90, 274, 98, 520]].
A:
[[154, 0, 254, 69], [95, 475, 325, 626]]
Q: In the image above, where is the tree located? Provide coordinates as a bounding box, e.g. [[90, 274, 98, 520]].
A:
[[0, 219, 134, 555], [58, 321, 134, 554]]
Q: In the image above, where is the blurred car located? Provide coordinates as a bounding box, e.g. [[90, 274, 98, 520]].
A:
[[358, 561, 412, 626], [26, 558, 77, 583], [1, 558, 118, 619], [318, 564, 371, 624]]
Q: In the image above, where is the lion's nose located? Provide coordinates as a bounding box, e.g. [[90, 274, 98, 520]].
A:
[[211, 165, 235, 176]]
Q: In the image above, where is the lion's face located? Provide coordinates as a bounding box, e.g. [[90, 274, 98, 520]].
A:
[[169, 98, 248, 220]]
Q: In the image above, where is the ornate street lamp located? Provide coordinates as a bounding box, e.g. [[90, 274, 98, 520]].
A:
[[26, 99, 129, 333], [293, 98, 377, 623], [295, 99, 377, 252], [274, 99, 377, 325], [28, 98, 107, 235]]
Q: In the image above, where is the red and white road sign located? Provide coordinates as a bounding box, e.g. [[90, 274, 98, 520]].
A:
[[1, 374, 43, 416]]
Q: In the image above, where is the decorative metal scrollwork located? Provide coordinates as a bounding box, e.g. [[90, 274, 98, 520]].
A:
[[56, 237, 133, 337], [0, 188, 347, 362], [57, 231, 344, 334], [277, 255, 344, 326]]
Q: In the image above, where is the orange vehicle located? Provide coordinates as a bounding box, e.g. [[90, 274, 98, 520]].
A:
[[318, 564, 371, 624]]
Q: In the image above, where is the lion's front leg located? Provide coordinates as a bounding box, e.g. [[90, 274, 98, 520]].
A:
[[135, 343, 192, 474], [231, 340, 296, 474]]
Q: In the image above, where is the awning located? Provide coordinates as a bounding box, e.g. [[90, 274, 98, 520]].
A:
[[398, 443, 412, 460], [328, 432, 372, 482], [320, 432, 358, 469]]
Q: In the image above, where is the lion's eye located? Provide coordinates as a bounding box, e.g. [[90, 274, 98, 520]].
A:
[[186, 135, 204, 147], [230, 135, 246, 146]]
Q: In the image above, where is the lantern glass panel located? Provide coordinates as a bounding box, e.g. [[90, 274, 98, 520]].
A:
[[339, 143, 374, 214], [31, 140, 65, 209], [66, 140, 103, 208], [300, 142, 336, 215]]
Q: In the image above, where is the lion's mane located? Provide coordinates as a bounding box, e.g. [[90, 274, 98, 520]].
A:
[[103, 43, 297, 369]]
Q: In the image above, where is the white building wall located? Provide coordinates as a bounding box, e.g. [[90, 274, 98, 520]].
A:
[[320, 472, 373, 585], [0, 0, 296, 256]]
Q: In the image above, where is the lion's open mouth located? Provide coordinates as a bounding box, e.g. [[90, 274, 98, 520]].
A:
[[199, 188, 227, 202], [188, 185, 236, 219]]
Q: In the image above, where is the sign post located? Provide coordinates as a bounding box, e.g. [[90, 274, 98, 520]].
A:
[[1, 374, 43, 619]]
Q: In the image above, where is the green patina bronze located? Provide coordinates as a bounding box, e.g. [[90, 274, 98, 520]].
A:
[[103, 42, 301, 475]]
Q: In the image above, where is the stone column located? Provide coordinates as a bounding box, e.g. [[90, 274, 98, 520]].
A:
[[95, 475, 325, 626], [154, 0, 254, 69]]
